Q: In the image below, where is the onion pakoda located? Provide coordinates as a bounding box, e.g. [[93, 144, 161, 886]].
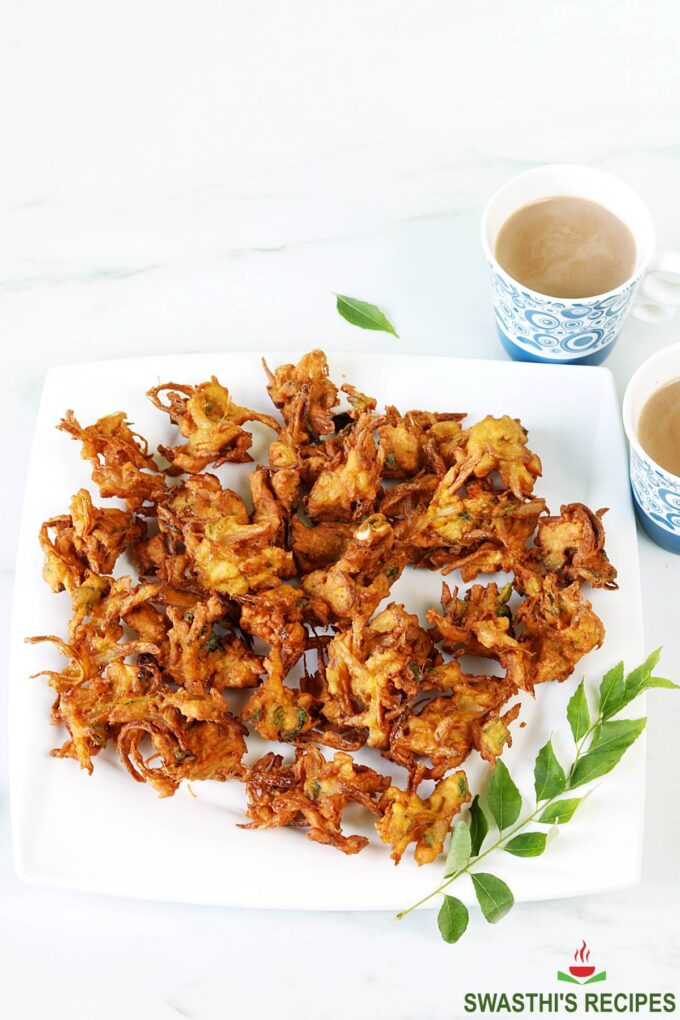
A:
[[29, 349, 617, 867]]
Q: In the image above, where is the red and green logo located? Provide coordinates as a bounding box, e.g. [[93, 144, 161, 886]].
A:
[[557, 941, 607, 985]]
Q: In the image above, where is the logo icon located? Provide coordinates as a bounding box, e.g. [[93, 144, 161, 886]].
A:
[[557, 941, 607, 985]]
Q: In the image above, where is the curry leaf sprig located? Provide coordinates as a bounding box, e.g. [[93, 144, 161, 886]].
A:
[[396, 650, 677, 944]]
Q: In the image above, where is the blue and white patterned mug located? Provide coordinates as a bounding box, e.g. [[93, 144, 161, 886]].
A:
[[623, 343, 680, 554], [481, 165, 680, 365]]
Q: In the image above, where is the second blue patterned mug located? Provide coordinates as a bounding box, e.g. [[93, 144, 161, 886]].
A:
[[623, 342, 680, 554], [481, 165, 680, 365]]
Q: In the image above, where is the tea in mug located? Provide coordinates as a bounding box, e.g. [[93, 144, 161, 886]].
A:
[[638, 377, 680, 477], [495, 196, 636, 299]]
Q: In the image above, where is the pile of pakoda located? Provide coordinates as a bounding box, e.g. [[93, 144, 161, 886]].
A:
[[30, 350, 617, 865]]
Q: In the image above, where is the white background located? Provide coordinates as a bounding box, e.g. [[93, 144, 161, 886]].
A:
[[2, 2, 680, 1017]]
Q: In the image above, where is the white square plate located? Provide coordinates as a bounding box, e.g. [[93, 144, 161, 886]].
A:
[[10, 352, 644, 910]]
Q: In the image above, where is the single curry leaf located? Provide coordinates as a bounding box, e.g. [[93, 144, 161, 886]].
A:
[[335, 294, 399, 337], [569, 718, 646, 788], [534, 739, 567, 802], [644, 676, 680, 691], [471, 873, 514, 924], [503, 832, 547, 858], [469, 795, 489, 856], [567, 679, 590, 743], [487, 760, 522, 831], [599, 661, 626, 720], [589, 718, 647, 756], [622, 647, 662, 699], [644, 677, 680, 693], [437, 895, 469, 943], [538, 798, 582, 824], [600, 651, 669, 719], [445, 822, 471, 878], [623, 651, 677, 707]]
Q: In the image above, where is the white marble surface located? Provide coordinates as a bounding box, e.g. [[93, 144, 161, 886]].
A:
[[2, 2, 680, 1017]]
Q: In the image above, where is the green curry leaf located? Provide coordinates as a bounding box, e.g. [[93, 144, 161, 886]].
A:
[[437, 896, 469, 943], [569, 718, 646, 788], [503, 832, 547, 858], [487, 760, 522, 831], [567, 679, 590, 743], [335, 294, 399, 337], [534, 739, 567, 801], [445, 822, 471, 877], [538, 798, 582, 824], [471, 873, 515, 924], [469, 795, 489, 856]]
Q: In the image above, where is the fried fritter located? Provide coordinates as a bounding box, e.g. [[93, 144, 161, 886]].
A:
[[32, 648, 247, 791], [302, 513, 402, 624], [29, 574, 165, 709], [341, 384, 378, 420], [59, 411, 166, 510], [132, 476, 252, 588], [306, 412, 385, 522], [237, 584, 311, 670], [40, 489, 143, 593], [47, 659, 155, 773], [378, 472, 439, 521], [289, 516, 354, 574], [116, 683, 247, 796], [148, 377, 279, 474], [184, 493, 295, 597], [428, 581, 519, 661], [162, 473, 249, 534], [514, 575, 605, 689], [263, 349, 339, 437], [413, 477, 545, 562], [165, 595, 263, 693], [379, 407, 466, 479], [388, 669, 519, 783], [241, 648, 315, 743], [321, 604, 437, 749], [532, 503, 618, 590], [266, 388, 311, 510], [241, 745, 390, 855], [458, 415, 542, 498], [249, 466, 287, 546], [376, 771, 471, 864]]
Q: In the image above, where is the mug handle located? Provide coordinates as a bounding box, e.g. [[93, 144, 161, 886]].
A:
[[632, 249, 680, 324]]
